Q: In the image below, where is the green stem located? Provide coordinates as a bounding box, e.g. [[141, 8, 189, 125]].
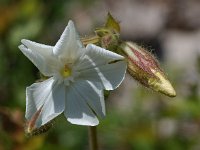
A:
[[88, 126, 98, 150], [81, 35, 100, 46]]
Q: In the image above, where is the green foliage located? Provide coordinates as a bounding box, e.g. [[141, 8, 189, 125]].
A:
[[0, 1, 200, 150]]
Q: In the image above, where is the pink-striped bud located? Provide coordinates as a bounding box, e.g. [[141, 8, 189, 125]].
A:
[[119, 42, 176, 97]]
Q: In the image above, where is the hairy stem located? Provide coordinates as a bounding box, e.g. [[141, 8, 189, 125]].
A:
[[81, 35, 100, 46]]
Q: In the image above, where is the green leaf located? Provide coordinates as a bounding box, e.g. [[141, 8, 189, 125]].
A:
[[105, 12, 120, 33]]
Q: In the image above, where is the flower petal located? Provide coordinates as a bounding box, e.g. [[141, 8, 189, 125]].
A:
[[39, 82, 65, 126], [25, 78, 54, 121], [72, 80, 105, 118], [26, 78, 65, 128], [75, 44, 125, 71], [75, 45, 127, 90], [53, 20, 84, 62], [19, 39, 59, 76], [64, 83, 99, 126]]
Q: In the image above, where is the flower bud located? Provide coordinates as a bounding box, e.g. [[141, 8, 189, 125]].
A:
[[25, 106, 53, 136], [118, 42, 176, 97]]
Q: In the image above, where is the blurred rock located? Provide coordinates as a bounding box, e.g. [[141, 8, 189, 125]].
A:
[[157, 118, 177, 138], [161, 30, 200, 70], [167, 0, 200, 30]]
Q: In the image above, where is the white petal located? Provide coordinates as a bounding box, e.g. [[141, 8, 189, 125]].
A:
[[72, 80, 105, 118], [74, 44, 127, 90], [53, 20, 84, 62], [19, 39, 59, 76], [64, 84, 99, 126], [77, 60, 127, 90], [75, 44, 124, 71], [25, 78, 54, 120], [39, 82, 65, 126], [26, 78, 65, 128]]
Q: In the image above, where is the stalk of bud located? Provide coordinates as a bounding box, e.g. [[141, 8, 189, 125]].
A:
[[118, 41, 176, 97]]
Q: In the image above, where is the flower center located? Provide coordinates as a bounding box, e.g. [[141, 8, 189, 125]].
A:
[[61, 64, 72, 78]]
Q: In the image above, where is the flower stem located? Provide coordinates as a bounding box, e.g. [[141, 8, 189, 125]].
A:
[[88, 126, 98, 150]]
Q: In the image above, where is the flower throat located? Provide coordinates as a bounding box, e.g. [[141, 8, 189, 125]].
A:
[[61, 64, 72, 78]]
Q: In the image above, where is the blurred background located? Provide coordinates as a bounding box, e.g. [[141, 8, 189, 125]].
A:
[[1, 0, 200, 150]]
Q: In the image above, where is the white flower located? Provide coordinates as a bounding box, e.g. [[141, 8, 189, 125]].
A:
[[19, 20, 127, 128]]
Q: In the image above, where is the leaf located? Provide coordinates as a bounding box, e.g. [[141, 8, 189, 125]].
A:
[[105, 12, 120, 33]]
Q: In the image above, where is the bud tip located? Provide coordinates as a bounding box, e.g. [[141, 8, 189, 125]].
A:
[[149, 69, 176, 97]]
